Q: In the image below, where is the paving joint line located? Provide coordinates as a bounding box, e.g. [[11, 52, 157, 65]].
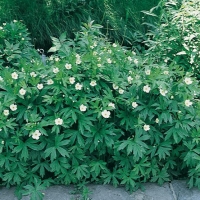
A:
[[169, 182, 178, 200]]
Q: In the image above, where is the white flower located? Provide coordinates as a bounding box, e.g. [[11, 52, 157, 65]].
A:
[[127, 76, 133, 83], [53, 67, 59, 73], [145, 70, 151, 75], [69, 77, 75, 84], [143, 85, 151, 93], [19, 88, 26, 96], [185, 100, 192, 107], [3, 23, 6, 26], [135, 75, 140, 79], [119, 88, 124, 94], [10, 104, 17, 111], [171, 96, 174, 99], [90, 80, 97, 87], [127, 56, 132, 61], [90, 46, 94, 49], [101, 110, 111, 118], [3, 110, 9, 116], [55, 118, 63, 125], [97, 57, 101, 61], [76, 59, 82, 64], [37, 84, 43, 90], [93, 51, 97, 56], [0, 26, 3, 30], [134, 59, 138, 65], [132, 102, 138, 108], [97, 64, 102, 67], [155, 118, 159, 123], [113, 84, 119, 90], [132, 51, 136, 55], [184, 77, 193, 85], [65, 63, 72, 69], [75, 83, 83, 90], [160, 89, 168, 96], [21, 38, 24, 40], [55, 57, 60, 62], [76, 54, 80, 59], [163, 71, 169, 75], [93, 42, 97, 47], [0, 76, 3, 81], [113, 43, 117, 47], [143, 124, 150, 131], [108, 103, 115, 108], [13, 20, 17, 23], [32, 130, 41, 140], [80, 104, 87, 112], [11, 72, 18, 79], [49, 56, 54, 61], [30, 72, 37, 77], [107, 58, 112, 64], [1, 140, 4, 144], [47, 79, 54, 85]]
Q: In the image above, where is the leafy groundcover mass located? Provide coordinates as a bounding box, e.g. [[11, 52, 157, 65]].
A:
[[0, 0, 200, 199]]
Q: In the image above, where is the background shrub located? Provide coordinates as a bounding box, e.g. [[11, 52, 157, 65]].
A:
[[144, 0, 200, 78], [0, 0, 160, 51], [0, 21, 39, 68], [0, 16, 200, 199]]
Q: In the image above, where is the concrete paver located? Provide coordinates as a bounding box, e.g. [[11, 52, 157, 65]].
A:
[[0, 180, 200, 200]]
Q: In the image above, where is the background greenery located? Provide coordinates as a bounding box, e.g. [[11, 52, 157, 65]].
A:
[[0, 0, 160, 51]]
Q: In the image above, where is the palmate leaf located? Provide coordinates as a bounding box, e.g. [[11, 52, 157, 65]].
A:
[[72, 164, 89, 180], [156, 141, 172, 160], [90, 160, 107, 177], [150, 168, 170, 185], [101, 168, 119, 187], [32, 160, 51, 178], [22, 178, 46, 200], [44, 134, 70, 161]]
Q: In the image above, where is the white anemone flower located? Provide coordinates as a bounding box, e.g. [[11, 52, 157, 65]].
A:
[[32, 130, 41, 140], [3, 110, 9, 116], [53, 67, 59, 73], [47, 79, 54, 85], [108, 103, 115, 109], [69, 77, 75, 84], [10, 104, 17, 111], [101, 110, 111, 118], [184, 77, 193, 85], [132, 102, 138, 108], [65, 63, 72, 69], [80, 104, 87, 112], [185, 100, 192, 107], [19, 88, 26, 96], [143, 124, 150, 131], [37, 84, 43, 90], [11, 72, 18, 79], [55, 118, 63, 125], [143, 85, 151, 93], [75, 83, 83, 90], [90, 80, 97, 87]]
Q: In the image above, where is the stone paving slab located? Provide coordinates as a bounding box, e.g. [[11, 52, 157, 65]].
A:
[[171, 180, 200, 200], [0, 180, 200, 200]]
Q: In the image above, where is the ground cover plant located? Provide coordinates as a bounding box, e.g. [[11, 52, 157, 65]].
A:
[[0, 0, 200, 199]]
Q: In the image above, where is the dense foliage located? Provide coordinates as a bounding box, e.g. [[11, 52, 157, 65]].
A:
[[0, 0, 200, 199], [0, 0, 160, 50], [144, 0, 200, 77], [0, 20, 39, 67]]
